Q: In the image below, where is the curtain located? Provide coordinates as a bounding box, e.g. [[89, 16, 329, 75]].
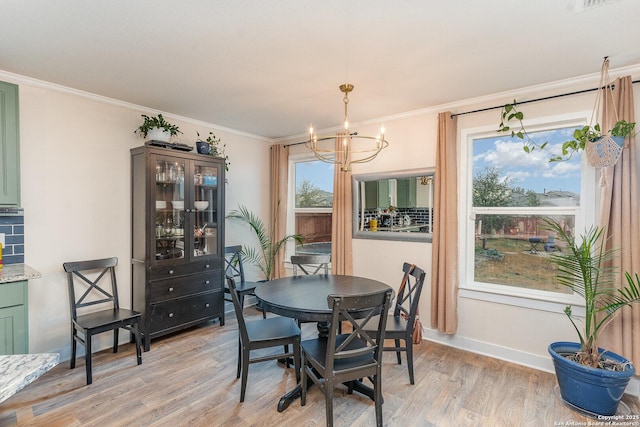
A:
[[331, 133, 353, 275], [597, 76, 640, 366], [430, 112, 459, 334], [270, 144, 289, 279]]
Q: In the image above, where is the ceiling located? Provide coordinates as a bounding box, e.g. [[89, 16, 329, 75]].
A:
[[2, 0, 640, 140]]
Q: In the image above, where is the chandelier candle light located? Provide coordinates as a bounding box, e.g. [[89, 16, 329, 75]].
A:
[[306, 83, 389, 171]]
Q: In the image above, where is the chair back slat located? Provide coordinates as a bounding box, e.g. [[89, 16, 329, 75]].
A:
[[227, 277, 249, 342], [64, 257, 120, 320], [394, 262, 426, 326], [291, 254, 330, 276], [225, 245, 247, 283], [325, 289, 392, 372]]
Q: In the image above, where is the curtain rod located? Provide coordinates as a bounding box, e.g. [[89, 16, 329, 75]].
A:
[[451, 79, 640, 118], [284, 79, 640, 145]]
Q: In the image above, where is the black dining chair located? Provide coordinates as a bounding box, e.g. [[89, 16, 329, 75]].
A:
[[224, 245, 265, 318], [227, 277, 301, 402], [363, 262, 426, 385], [64, 257, 142, 385], [300, 288, 392, 427], [291, 254, 331, 276]]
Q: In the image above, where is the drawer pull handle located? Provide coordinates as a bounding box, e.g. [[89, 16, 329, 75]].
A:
[[168, 287, 174, 292], [205, 303, 210, 308], [205, 280, 210, 284], [169, 313, 174, 318], [205, 264, 210, 269], [168, 269, 174, 275]]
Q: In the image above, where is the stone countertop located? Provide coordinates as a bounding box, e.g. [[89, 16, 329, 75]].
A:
[[0, 353, 60, 404], [0, 264, 42, 284]]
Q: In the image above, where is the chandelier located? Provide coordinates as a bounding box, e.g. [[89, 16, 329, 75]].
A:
[[306, 83, 389, 172]]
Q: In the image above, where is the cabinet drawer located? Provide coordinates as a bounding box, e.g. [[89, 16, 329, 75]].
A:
[[149, 272, 221, 303], [149, 258, 222, 280], [0, 281, 26, 309], [149, 292, 222, 333]]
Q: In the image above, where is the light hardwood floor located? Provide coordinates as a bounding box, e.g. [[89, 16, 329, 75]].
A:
[[2, 307, 639, 427]]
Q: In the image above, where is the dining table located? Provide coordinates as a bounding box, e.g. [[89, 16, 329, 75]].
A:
[[254, 273, 392, 412]]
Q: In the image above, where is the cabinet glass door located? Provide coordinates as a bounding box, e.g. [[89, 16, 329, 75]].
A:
[[192, 162, 220, 258], [154, 157, 186, 262]]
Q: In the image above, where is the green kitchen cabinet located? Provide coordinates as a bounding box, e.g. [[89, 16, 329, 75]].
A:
[[0, 281, 28, 354], [0, 81, 20, 206]]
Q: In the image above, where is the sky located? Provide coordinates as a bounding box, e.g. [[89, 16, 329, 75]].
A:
[[295, 160, 334, 192], [473, 126, 582, 194]]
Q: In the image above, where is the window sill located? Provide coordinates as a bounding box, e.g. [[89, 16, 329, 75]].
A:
[[458, 283, 585, 316]]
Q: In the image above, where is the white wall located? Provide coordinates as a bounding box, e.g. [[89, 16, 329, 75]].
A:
[[0, 71, 270, 359]]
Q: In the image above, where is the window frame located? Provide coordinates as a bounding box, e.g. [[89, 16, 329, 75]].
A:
[[458, 113, 596, 310], [286, 154, 334, 260]]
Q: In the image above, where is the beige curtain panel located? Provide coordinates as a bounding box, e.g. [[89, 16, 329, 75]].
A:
[[270, 144, 290, 279], [430, 112, 459, 334], [331, 133, 353, 275], [597, 76, 640, 367]]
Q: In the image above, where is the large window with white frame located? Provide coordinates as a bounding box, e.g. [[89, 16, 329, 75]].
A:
[[286, 156, 334, 258], [460, 117, 595, 303]]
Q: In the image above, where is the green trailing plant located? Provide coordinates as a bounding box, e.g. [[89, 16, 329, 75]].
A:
[[544, 218, 640, 369], [226, 204, 303, 280], [497, 100, 636, 162], [196, 131, 230, 171], [134, 114, 182, 138]]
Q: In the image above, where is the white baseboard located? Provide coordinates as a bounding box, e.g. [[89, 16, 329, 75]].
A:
[[420, 327, 640, 398]]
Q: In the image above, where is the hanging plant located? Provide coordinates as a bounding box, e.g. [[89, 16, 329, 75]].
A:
[[498, 58, 636, 165]]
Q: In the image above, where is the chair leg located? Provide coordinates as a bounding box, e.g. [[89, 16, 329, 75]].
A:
[[374, 369, 383, 427], [70, 326, 77, 369], [300, 355, 307, 406], [113, 329, 119, 353], [134, 323, 142, 365], [406, 339, 415, 385], [325, 381, 334, 427], [239, 346, 250, 402], [394, 339, 402, 364], [85, 332, 93, 385], [237, 339, 242, 379]]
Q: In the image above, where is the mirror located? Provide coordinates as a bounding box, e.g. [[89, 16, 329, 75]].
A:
[[352, 168, 434, 242]]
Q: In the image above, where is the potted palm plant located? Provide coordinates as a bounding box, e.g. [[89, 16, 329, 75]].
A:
[[544, 218, 640, 415], [227, 205, 303, 280], [134, 114, 182, 142]]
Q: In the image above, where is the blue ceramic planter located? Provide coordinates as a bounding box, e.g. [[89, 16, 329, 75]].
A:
[[549, 341, 635, 416], [196, 141, 210, 155]]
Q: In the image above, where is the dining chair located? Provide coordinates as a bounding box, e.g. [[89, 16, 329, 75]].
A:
[[300, 288, 392, 427], [291, 254, 331, 276], [64, 257, 142, 385], [363, 262, 426, 385], [227, 277, 301, 402], [224, 245, 265, 318]]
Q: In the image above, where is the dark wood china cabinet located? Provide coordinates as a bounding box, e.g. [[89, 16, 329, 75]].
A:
[[131, 145, 225, 351]]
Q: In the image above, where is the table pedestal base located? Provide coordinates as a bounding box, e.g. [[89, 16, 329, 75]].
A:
[[276, 379, 376, 412]]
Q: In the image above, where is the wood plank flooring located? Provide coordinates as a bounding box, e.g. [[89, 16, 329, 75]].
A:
[[1, 307, 639, 426]]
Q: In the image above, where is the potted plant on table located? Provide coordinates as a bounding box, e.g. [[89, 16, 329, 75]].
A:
[[134, 114, 182, 143], [227, 205, 303, 281], [544, 218, 640, 416]]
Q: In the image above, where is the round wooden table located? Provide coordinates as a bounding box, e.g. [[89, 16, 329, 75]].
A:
[[254, 274, 392, 412]]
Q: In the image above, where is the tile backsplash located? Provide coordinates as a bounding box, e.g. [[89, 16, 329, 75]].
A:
[[0, 214, 24, 264]]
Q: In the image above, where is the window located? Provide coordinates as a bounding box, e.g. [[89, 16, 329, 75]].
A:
[[461, 119, 595, 302], [288, 157, 334, 255]]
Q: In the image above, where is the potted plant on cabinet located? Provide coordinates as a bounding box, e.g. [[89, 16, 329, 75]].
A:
[[544, 218, 640, 416], [195, 132, 230, 171], [226, 205, 303, 280], [134, 114, 182, 143]]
